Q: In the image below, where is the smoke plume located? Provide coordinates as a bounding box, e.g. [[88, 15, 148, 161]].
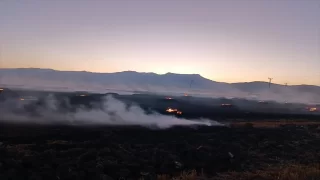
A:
[[0, 95, 222, 128]]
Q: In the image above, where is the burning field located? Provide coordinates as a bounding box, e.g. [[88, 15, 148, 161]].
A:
[[1, 89, 320, 179]]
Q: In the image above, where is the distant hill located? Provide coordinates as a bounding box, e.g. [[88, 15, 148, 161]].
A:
[[0, 68, 319, 103]]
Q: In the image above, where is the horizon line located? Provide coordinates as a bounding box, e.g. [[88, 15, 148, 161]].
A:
[[0, 67, 319, 87]]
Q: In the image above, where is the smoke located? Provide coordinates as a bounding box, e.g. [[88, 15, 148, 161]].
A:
[[0, 95, 222, 128]]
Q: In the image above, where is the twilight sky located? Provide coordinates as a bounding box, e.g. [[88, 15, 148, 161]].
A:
[[0, 0, 319, 85]]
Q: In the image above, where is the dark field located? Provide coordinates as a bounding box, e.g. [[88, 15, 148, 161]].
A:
[[1, 88, 319, 121], [1, 89, 320, 179], [1, 122, 320, 180]]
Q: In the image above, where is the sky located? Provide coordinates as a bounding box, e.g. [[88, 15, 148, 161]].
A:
[[0, 0, 319, 85]]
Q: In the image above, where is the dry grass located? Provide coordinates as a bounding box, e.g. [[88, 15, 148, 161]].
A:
[[47, 140, 69, 145], [5, 144, 38, 157], [146, 164, 320, 180], [157, 170, 198, 180], [153, 170, 202, 180], [217, 164, 320, 180]]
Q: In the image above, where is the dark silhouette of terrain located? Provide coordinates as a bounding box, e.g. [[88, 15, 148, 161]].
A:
[[1, 68, 319, 104], [0, 123, 320, 180]]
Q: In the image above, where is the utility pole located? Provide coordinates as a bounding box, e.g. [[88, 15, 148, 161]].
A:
[[185, 80, 194, 97], [284, 82, 288, 104], [0, 44, 2, 87], [189, 80, 194, 89], [268, 77, 273, 89]]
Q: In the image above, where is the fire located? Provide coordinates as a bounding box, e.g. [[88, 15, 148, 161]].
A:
[[79, 94, 87, 97], [309, 107, 317, 112], [0, 88, 3, 91], [20, 98, 25, 101], [165, 97, 173, 100], [166, 107, 182, 115], [166, 108, 177, 113], [221, 104, 232, 106], [184, 93, 188, 96]]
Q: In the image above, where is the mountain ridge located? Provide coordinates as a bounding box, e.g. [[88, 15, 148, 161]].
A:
[[0, 68, 319, 103], [1, 68, 318, 87]]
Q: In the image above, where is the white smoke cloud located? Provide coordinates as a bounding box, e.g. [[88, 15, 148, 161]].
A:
[[0, 95, 222, 128]]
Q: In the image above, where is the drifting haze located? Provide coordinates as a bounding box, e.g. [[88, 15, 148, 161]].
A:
[[0, 68, 319, 104], [0, 95, 218, 128], [0, 0, 319, 85]]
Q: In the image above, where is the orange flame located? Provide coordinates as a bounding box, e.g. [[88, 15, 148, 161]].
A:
[[166, 107, 182, 115], [166, 108, 177, 113], [309, 107, 317, 112]]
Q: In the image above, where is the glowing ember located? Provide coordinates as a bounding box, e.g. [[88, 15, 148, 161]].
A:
[[166, 108, 177, 113], [309, 107, 317, 112], [18, 96, 38, 101], [166, 107, 183, 115], [184, 93, 188, 96]]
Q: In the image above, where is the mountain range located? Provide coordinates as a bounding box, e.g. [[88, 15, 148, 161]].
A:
[[0, 68, 319, 103]]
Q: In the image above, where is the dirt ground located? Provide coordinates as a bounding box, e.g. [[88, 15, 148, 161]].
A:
[[1, 121, 320, 180]]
